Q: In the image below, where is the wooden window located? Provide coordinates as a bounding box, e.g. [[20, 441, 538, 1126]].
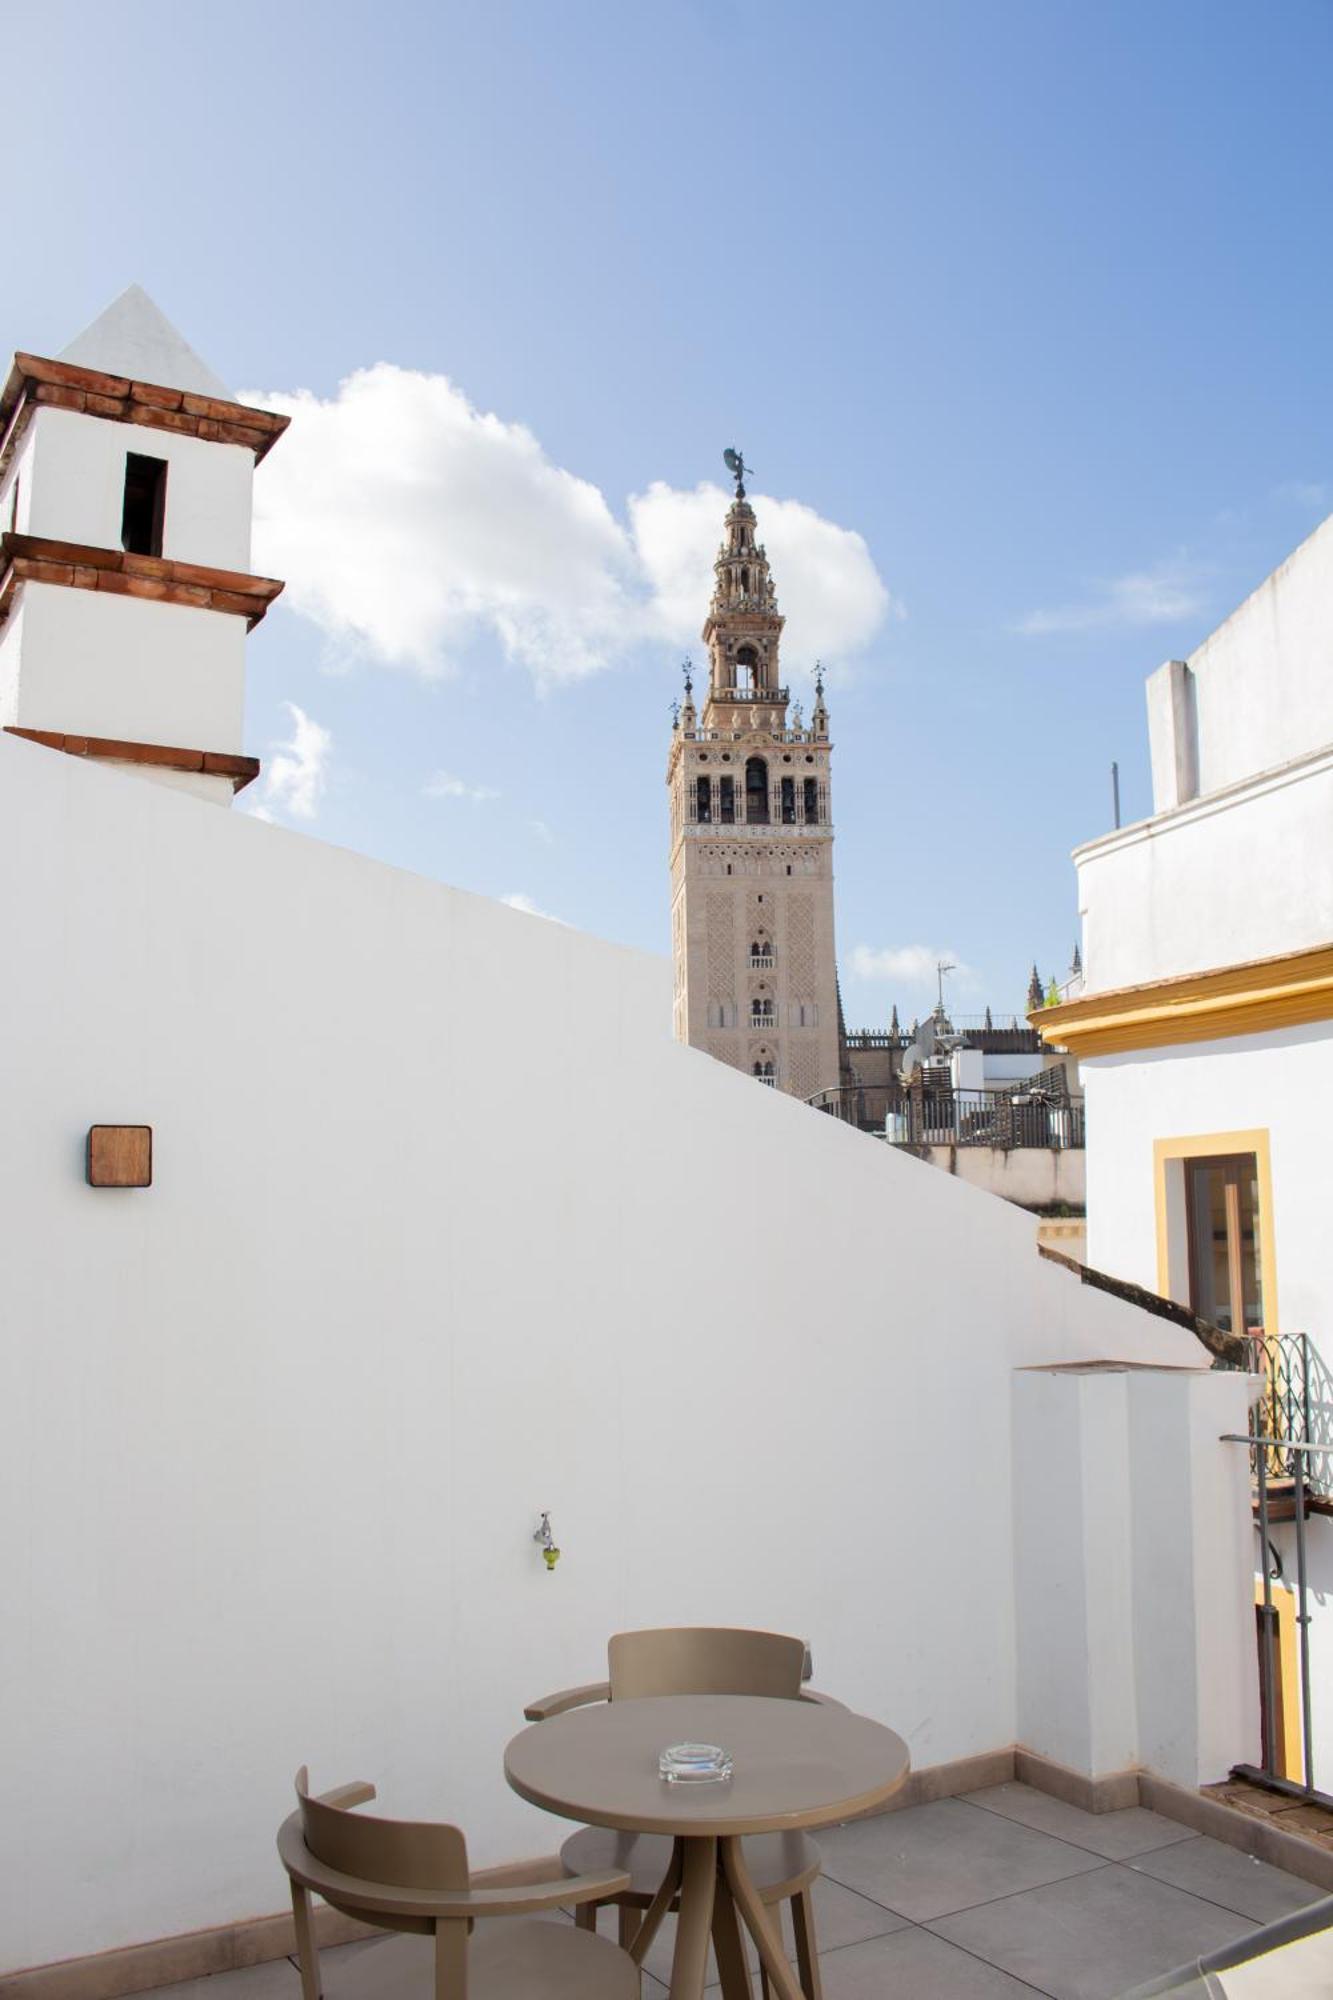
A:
[[1185, 1153, 1265, 1335], [121, 452, 168, 556]]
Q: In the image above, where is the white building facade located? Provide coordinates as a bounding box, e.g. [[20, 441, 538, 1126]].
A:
[[1037, 512, 1333, 1789], [1037, 513, 1333, 1351]]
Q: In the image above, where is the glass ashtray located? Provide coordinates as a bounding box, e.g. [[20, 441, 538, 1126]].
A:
[[659, 1742, 733, 1784]]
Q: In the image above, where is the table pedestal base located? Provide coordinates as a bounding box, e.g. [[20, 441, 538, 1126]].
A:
[[628, 1834, 815, 2000]]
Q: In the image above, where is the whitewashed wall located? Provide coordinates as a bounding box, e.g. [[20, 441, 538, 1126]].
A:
[[1014, 1364, 1259, 1786], [20, 406, 254, 570], [0, 583, 246, 746], [1165, 512, 1333, 799], [1074, 748, 1333, 991], [0, 734, 1232, 1975], [1083, 1026, 1333, 1345], [1084, 1030, 1333, 1808]]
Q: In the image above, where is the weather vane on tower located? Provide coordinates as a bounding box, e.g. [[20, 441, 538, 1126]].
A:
[[723, 446, 751, 499]]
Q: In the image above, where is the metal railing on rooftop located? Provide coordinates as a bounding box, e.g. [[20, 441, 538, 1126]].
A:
[[808, 1080, 1084, 1150]]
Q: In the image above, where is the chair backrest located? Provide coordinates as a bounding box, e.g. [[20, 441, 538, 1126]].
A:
[[607, 1627, 806, 1701], [295, 1767, 469, 1893]]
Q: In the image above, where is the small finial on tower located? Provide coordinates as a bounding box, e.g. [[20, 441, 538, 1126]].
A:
[[722, 446, 750, 499], [813, 661, 824, 697], [682, 656, 693, 696]]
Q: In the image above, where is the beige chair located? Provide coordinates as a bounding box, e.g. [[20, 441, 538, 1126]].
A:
[[278, 1767, 640, 1999], [525, 1628, 839, 1999]]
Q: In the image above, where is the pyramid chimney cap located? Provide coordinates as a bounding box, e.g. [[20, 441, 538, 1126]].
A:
[[59, 285, 232, 401]]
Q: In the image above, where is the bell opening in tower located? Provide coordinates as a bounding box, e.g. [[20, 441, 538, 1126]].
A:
[[736, 643, 760, 694], [745, 755, 769, 824], [121, 451, 168, 557]]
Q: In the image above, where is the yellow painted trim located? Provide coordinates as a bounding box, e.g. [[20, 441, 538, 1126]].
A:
[[1153, 1129, 1279, 1336], [1031, 943, 1333, 1056], [1255, 1578, 1304, 1783]]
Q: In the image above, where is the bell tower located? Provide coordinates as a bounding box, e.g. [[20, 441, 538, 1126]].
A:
[[666, 453, 841, 1101], [0, 285, 287, 806]]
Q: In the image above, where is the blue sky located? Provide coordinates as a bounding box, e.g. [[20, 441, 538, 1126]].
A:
[[9, 0, 1332, 1022]]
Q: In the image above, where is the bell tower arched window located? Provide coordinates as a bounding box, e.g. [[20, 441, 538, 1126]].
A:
[[736, 643, 759, 693], [781, 776, 796, 823], [803, 777, 819, 823], [745, 755, 768, 823], [696, 775, 712, 823]]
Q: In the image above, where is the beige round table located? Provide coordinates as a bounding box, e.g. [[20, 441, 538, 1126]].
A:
[[504, 1693, 909, 2000]]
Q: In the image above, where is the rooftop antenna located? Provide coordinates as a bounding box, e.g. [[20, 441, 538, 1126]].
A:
[[935, 959, 956, 1014], [1111, 760, 1121, 830]]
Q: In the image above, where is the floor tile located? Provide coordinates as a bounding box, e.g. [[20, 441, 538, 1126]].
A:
[[818, 1797, 1104, 1922], [813, 1927, 1047, 1996], [633, 1874, 910, 1990], [129, 1962, 301, 2000], [313, 1921, 636, 1995], [962, 1782, 1199, 1860], [1127, 1832, 1326, 1923], [805, 1873, 914, 1947], [929, 1862, 1255, 2000]]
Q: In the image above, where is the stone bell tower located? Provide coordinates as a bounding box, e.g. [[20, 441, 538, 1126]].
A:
[[666, 454, 841, 1101]]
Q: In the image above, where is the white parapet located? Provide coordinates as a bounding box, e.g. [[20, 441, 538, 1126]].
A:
[[1013, 1361, 1261, 1788]]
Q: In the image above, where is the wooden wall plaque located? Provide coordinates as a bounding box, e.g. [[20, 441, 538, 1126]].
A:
[[87, 1126, 153, 1188]]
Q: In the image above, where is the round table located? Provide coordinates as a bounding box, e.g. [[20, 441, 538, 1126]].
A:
[[504, 1694, 910, 2000]]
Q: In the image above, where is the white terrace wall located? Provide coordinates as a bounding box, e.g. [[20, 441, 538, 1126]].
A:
[[0, 733, 1224, 1975], [1174, 511, 1333, 799], [1074, 747, 1333, 992]]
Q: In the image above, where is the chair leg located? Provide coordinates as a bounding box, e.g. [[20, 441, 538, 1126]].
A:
[[290, 1882, 321, 2000], [791, 1887, 823, 2000], [618, 1904, 639, 1951], [434, 1918, 468, 1999], [575, 1901, 598, 1932]]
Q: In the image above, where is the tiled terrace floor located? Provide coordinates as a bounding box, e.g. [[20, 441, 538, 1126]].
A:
[[126, 1783, 1326, 2000]]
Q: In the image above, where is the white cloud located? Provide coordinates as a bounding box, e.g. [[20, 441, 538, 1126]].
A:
[[247, 366, 893, 686], [531, 819, 554, 845], [263, 702, 331, 820], [628, 481, 891, 671], [502, 891, 568, 925], [423, 770, 500, 802], [1017, 558, 1207, 636], [850, 943, 973, 990]]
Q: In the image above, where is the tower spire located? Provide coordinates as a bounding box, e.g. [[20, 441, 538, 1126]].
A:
[[700, 459, 786, 731]]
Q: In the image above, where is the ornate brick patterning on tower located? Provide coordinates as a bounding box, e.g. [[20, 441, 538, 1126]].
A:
[[667, 456, 841, 1100]]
